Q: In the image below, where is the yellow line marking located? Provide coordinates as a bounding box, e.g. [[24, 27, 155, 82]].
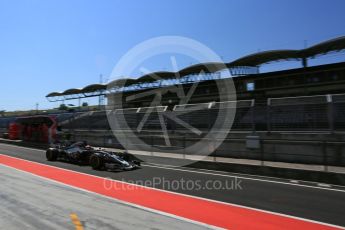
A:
[[70, 213, 84, 230]]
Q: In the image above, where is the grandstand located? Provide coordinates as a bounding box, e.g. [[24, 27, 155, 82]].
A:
[[1, 36, 345, 166], [44, 36, 345, 132]]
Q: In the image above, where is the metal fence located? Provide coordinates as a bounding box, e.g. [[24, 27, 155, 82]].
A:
[[267, 94, 345, 132], [69, 130, 345, 167], [267, 95, 330, 131], [107, 100, 254, 133]]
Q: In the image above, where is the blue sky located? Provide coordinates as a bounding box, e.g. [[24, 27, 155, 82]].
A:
[[0, 0, 345, 111]]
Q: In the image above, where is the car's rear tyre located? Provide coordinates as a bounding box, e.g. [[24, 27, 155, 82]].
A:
[[46, 149, 58, 161], [90, 154, 103, 170]]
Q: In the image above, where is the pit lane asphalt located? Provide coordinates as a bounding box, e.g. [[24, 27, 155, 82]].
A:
[[0, 143, 344, 227]]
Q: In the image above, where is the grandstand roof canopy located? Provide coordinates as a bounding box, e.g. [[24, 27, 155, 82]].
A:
[[179, 62, 227, 76], [107, 78, 137, 88], [46, 92, 63, 97], [46, 35, 345, 100], [229, 50, 301, 67], [82, 84, 107, 92], [229, 36, 345, 67], [301, 36, 345, 57], [138, 71, 175, 83], [62, 88, 82, 95]]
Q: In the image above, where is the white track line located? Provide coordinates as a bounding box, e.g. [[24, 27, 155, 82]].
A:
[[143, 162, 345, 188], [143, 164, 345, 193], [0, 143, 45, 152], [317, 183, 332, 188]]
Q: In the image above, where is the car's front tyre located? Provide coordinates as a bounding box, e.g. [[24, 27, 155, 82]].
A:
[[90, 154, 103, 170], [46, 149, 58, 161]]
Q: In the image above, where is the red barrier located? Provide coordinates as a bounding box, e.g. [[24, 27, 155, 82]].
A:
[[9, 115, 57, 143], [8, 122, 20, 140]]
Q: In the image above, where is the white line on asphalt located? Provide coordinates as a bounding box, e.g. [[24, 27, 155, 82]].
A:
[[144, 162, 312, 184], [0, 143, 45, 152], [144, 162, 345, 190], [141, 161, 345, 190], [142, 164, 345, 193], [317, 183, 332, 188]]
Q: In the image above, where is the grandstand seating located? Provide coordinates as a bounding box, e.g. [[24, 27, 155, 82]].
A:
[[61, 111, 109, 130], [1, 93, 344, 134], [54, 112, 74, 124]]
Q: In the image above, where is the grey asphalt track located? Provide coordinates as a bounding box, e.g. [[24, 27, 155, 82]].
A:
[[0, 143, 345, 227]]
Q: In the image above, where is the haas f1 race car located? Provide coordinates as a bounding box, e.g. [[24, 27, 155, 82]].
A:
[[46, 141, 140, 171]]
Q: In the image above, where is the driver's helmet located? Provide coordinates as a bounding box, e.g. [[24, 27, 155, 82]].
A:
[[82, 141, 92, 150]]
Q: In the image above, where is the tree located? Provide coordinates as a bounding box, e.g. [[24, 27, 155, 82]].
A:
[[82, 102, 88, 107], [58, 104, 68, 111]]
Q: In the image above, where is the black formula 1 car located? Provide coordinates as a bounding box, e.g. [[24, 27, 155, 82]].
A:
[[46, 141, 140, 171]]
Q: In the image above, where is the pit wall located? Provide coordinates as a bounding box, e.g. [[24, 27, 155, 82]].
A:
[[69, 130, 345, 167]]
